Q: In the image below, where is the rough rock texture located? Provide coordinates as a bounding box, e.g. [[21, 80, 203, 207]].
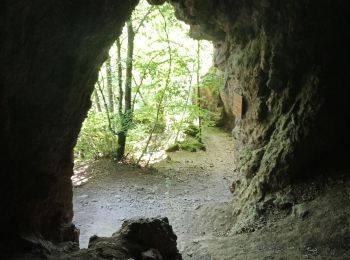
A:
[[179, 174, 350, 259], [63, 217, 182, 260], [169, 0, 350, 221], [7, 218, 182, 260], [0, 0, 138, 252]]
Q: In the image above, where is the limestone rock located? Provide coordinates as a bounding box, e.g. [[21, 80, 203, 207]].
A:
[[115, 217, 181, 260], [142, 248, 163, 260], [292, 204, 310, 220], [169, 0, 350, 213], [274, 193, 295, 210], [69, 217, 182, 260]]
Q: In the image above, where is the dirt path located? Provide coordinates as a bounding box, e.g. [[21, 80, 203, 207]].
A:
[[72, 127, 350, 259], [72, 127, 235, 251]]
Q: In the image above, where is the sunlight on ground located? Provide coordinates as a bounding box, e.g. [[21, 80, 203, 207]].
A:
[[72, 164, 91, 186], [131, 131, 186, 166], [137, 149, 168, 167]]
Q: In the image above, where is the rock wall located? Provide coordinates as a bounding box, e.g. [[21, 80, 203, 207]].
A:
[[0, 0, 138, 250], [169, 0, 350, 209]]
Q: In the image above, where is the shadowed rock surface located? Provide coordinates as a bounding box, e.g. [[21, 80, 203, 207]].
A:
[[169, 0, 350, 225], [0, 0, 138, 252], [7, 218, 182, 260], [65, 217, 182, 260]]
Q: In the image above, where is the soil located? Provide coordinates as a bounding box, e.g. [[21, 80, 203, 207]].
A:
[[73, 127, 350, 259], [72, 127, 235, 251]]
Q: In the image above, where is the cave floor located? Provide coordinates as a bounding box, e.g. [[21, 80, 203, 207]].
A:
[[72, 127, 350, 259], [72, 127, 235, 253]]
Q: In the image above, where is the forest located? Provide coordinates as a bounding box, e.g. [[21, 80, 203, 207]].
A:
[[74, 0, 224, 166]]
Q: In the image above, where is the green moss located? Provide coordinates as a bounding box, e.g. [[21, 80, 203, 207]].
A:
[[184, 125, 200, 137], [165, 143, 180, 152], [237, 147, 253, 169], [166, 137, 206, 153], [179, 137, 206, 152]]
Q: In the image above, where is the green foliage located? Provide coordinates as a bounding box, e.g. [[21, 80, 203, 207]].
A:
[[184, 124, 200, 137], [75, 0, 215, 164], [201, 67, 225, 95], [179, 137, 206, 152], [166, 137, 206, 152], [75, 112, 119, 160]]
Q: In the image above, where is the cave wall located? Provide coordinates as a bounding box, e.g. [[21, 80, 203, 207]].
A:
[[169, 0, 350, 204], [0, 0, 138, 249]]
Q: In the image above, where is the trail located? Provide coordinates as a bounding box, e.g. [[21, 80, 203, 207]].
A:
[[73, 127, 350, 259], [72, 127, 235, 252]]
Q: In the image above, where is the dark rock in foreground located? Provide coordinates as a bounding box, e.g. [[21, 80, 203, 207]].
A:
[[69, 217, 182, 260], [6, 217, 181, 260]]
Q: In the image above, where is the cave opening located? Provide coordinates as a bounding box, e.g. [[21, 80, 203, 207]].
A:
[[74, 0, 216, 166], [71, 0, 235, 249]]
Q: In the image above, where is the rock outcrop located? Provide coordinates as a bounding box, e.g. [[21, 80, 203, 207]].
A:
[[0, 0, 138, 252], [7, 218, 182, 259], [168, 0, 350, 218], [67, 217, 182, 260]]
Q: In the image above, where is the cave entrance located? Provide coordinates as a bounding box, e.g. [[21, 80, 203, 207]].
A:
[[74, 0, 217, 166], [72, 0, 234, 249]]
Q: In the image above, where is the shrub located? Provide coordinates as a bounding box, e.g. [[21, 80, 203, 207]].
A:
[[75, 112, 119, 160]]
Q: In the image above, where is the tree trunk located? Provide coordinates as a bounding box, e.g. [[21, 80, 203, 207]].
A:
[[196, 40, 202, 143], [124, 19, 135, 117], [106, 55, 114, 113], [137, 9, 172, 166], [116, 38, 123, 117], [116, 19, 135, 161], [93, 89, 102, 112], [116, 132, 126, 161]]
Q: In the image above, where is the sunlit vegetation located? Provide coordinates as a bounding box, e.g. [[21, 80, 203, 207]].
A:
[[75, 0, 223, 165]]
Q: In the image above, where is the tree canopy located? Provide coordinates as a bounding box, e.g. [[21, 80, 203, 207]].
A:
[[75, 0, 223, 165]]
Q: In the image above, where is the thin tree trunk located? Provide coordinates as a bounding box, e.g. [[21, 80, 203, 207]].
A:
[[137, 9, 172, 166], [131, 53, 161, 110], [124, 19, 135, 117], [96, 79, 116, 135], [116, 132, 126, 161], [116, 19, 135, 161], [174, 72, 193, 142], [196, 40, 202, 143], [106, 55, 114, 113], [116, 38, 123, 117], [93, 89, 102, 112]]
